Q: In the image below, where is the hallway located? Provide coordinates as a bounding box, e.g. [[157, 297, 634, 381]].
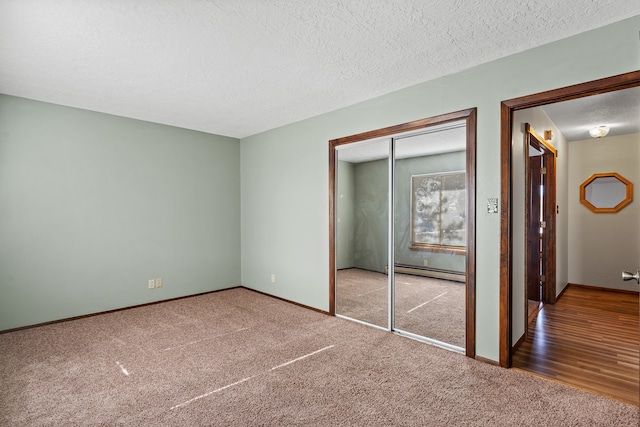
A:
[[512, 285, 639, 406]]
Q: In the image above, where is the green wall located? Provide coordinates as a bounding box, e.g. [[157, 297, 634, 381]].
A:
[[0, 95, 241, 331], [342, 151, 466, 274], [336, 161, 355, 269], [240, 16, 640, 362], [352, 158, 388, 273]]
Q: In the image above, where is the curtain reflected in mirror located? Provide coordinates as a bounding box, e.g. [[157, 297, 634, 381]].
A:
[[335, 139, 389, 328]]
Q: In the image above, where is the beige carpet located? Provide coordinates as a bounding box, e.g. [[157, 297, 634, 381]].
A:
[[0, 287, 637, 426], [336, 268, 465, 348]]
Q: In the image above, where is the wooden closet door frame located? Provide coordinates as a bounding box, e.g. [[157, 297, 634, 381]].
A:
[[329, 108, 477, 358]]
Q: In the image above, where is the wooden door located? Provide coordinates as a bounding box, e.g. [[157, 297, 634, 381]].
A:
[[527, 155, 544, 302]]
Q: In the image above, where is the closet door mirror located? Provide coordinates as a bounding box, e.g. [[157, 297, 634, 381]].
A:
[[393, 123, 467, 350], [335, 138, 389, 328], [330, 108, 476, 357]]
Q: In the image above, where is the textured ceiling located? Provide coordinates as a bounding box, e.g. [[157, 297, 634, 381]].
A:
[[542, 86, 640, 142], [1, 1, 639, 138]]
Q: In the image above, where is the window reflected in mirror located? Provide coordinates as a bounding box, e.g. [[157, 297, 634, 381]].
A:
[[410, 172, 466, 252]]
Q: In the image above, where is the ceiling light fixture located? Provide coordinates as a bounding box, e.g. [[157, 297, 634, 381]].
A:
[[589, 125, 610, 138]]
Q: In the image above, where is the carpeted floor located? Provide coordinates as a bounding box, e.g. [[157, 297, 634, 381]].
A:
[[336, 268, 465, 348], [1, 287, 637, 426]]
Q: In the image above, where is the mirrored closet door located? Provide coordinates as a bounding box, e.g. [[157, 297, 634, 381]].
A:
[[331, 109, 475, 356], [335, 138, 390, 329], [392, 124, 467, 351]]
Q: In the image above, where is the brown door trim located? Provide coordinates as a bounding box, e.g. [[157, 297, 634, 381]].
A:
[[329, 108, 477, 358], [499, 70, 640, 368]]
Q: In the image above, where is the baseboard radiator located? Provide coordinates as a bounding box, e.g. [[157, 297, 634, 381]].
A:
[[384, 264, 465, 283]]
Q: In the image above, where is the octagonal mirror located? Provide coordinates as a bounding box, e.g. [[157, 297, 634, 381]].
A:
[[580, 172, 633, 213]]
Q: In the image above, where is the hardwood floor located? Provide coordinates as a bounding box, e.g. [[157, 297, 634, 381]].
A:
[[527, 299, 542, 324], [512, 285, 639, 406]]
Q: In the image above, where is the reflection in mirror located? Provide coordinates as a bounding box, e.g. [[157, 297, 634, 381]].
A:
[[331, 109, 476, 356], [410, 172, 466, 250], [580, 172, 633, 213], [393, 124, 466, 350], [585, 177, 625, 207], [335, 138, 389, 329]]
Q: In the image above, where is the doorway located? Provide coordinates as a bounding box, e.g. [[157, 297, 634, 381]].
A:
[[329, 108, 476, 357], [499, 70, 640, 367]]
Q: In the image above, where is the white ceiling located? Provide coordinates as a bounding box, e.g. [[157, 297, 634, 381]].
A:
[[337, 121, 466, 163], [541, 86, 640, 142], [1, 1, 639, 139]]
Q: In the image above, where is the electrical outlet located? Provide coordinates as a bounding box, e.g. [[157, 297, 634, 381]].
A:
[[148, 279, 155, 289], [156, 278, 163, 288], [271, 274, 276, 283], [423, 259, 429, 267]]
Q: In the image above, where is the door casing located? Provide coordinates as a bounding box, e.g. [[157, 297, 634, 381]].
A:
[[499, 70, 640, 367], [329, 108, 477, 358]]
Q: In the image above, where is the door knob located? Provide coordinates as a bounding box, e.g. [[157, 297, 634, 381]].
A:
[[621, 269, 640, 284]]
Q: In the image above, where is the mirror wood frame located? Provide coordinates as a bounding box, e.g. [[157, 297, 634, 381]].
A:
[[579, 172, 633, 213]]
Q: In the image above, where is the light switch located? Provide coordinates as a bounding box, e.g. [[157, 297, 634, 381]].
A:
[[487, 198, 498, 213]]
